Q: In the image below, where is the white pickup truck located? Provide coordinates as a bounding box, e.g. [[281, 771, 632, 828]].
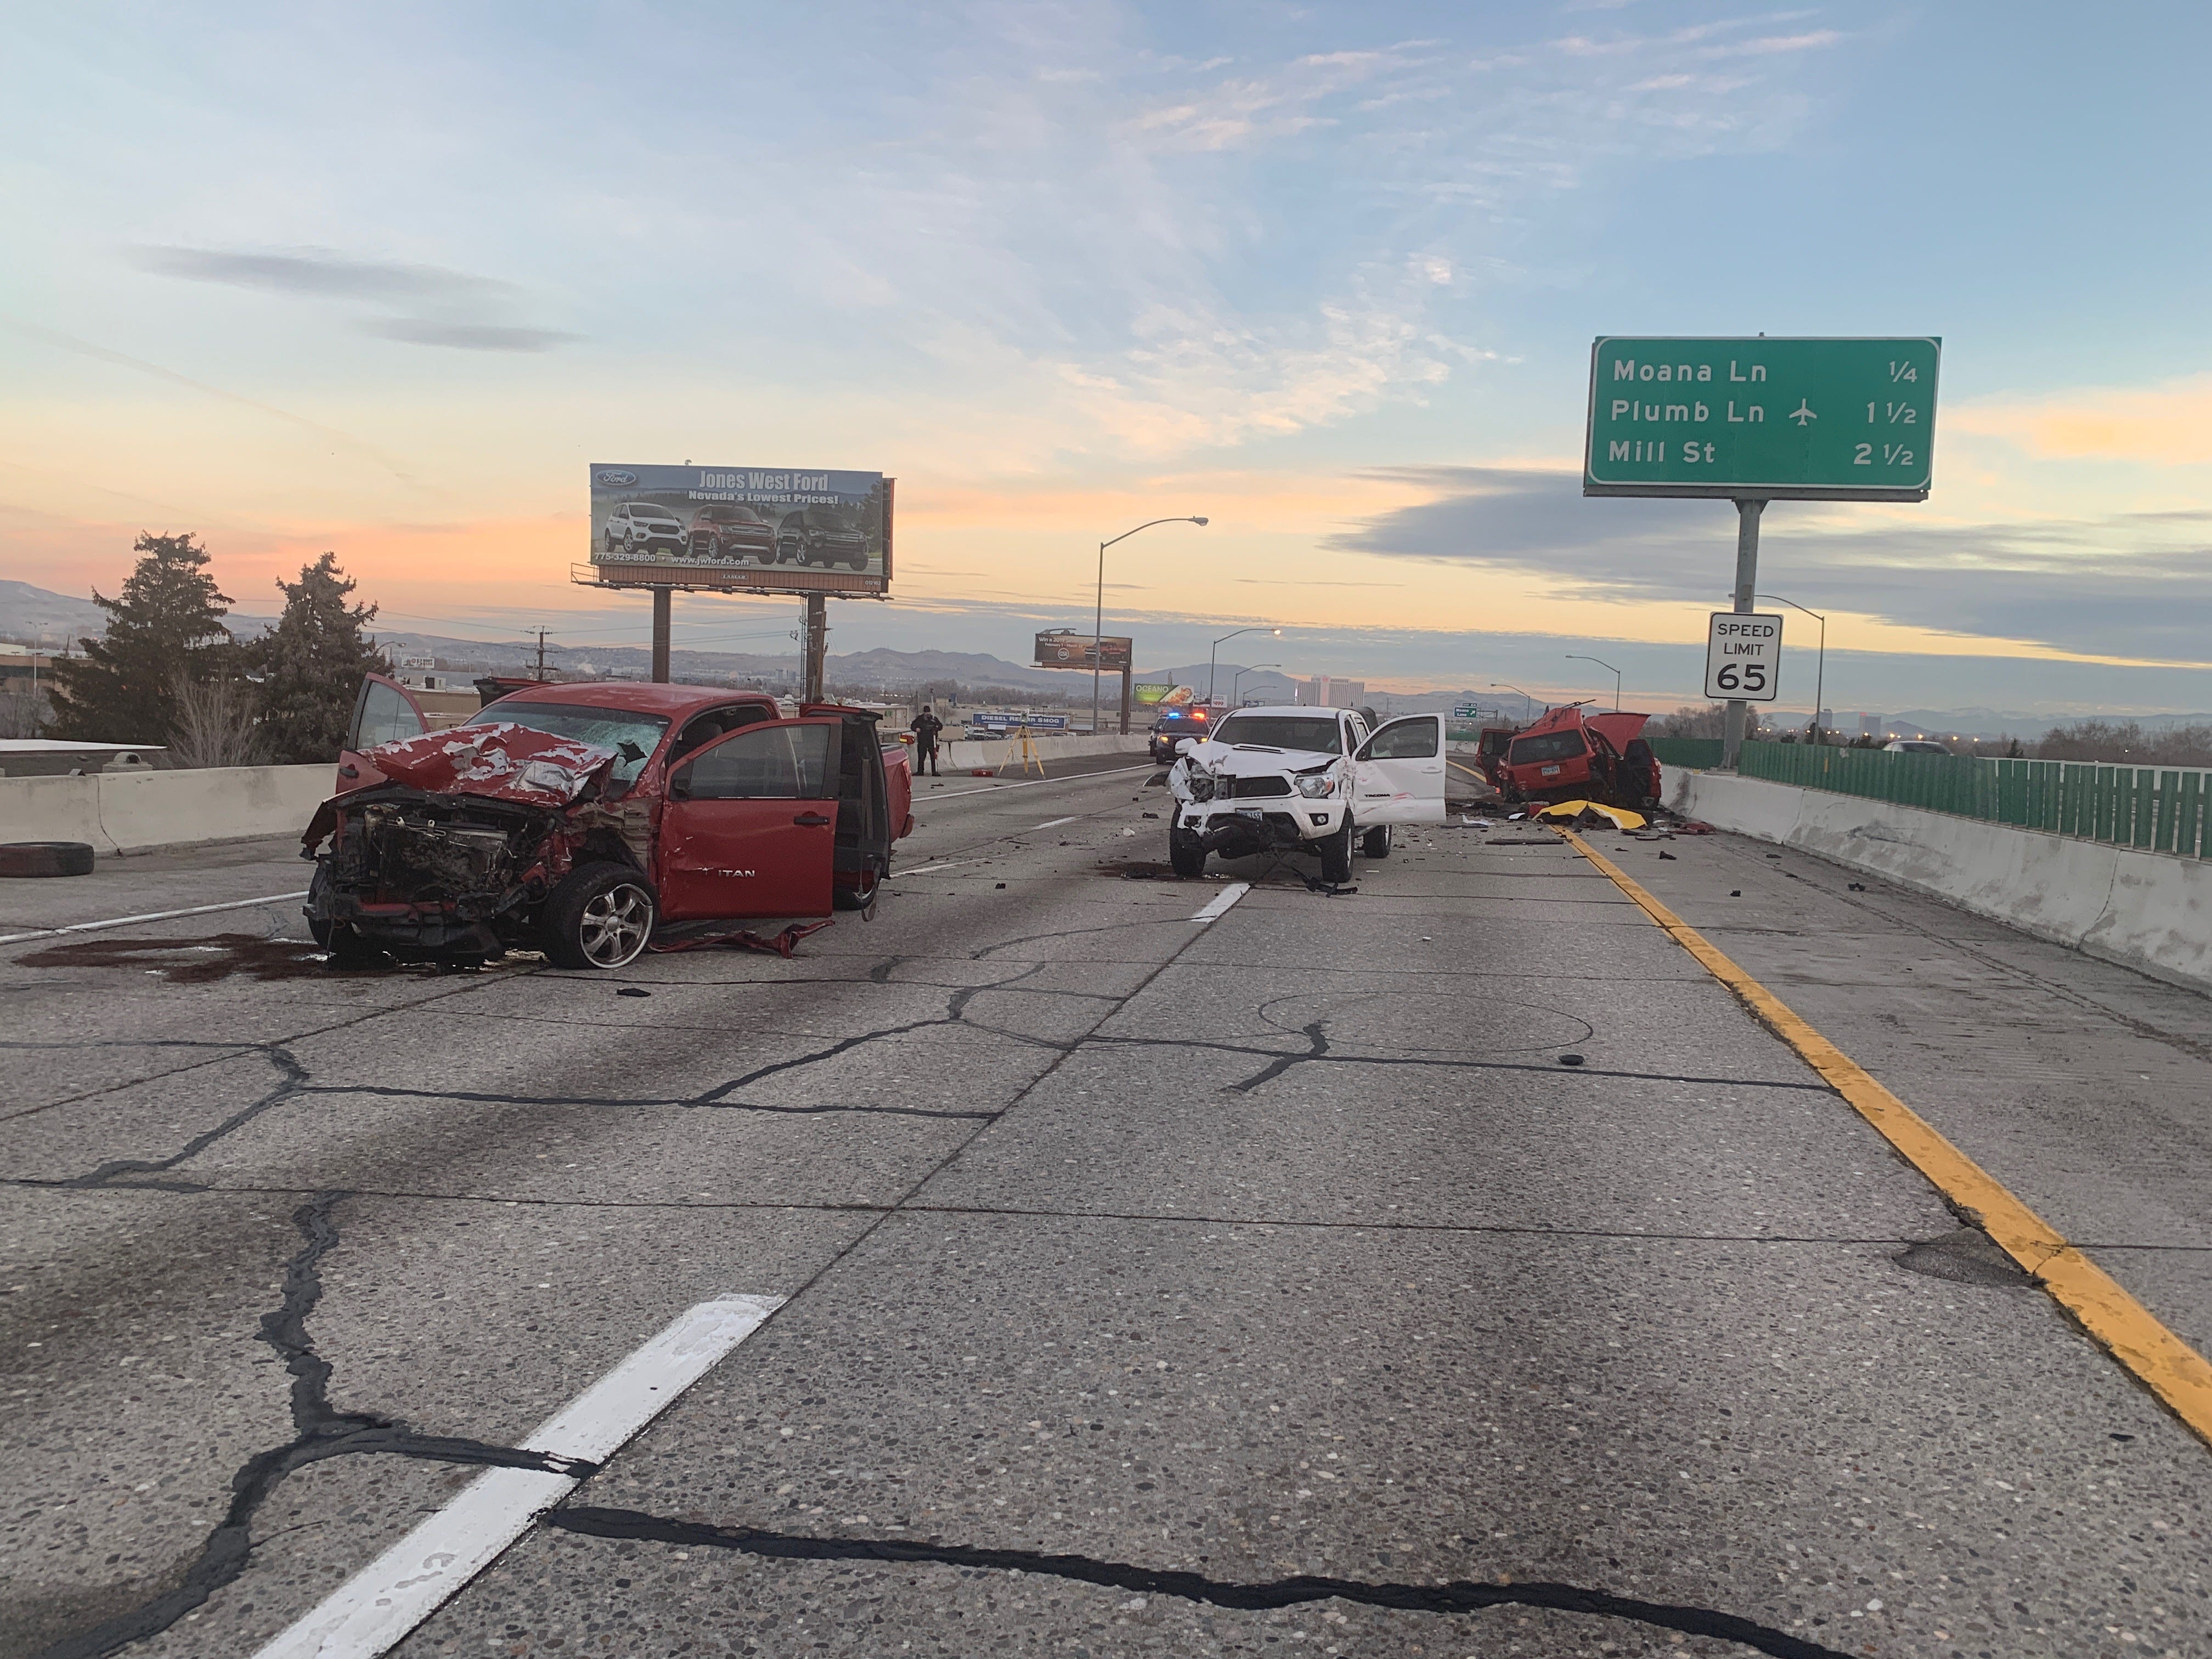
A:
[[1165, 705, 1448, 881]]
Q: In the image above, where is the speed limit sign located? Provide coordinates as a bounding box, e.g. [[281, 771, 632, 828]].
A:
[[1705, 612, 1782, 702]]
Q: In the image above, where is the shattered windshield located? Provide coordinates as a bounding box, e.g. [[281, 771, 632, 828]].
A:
[[461, 703, 670, 788], [1213, 715, 1341, 754]]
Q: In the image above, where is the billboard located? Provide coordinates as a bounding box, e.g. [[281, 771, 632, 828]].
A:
[[1034, 633, 1132, 671], [588, 464, 891, 595]]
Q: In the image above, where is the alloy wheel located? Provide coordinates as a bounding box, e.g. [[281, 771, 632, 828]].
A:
[[578, 882, 653, 967]]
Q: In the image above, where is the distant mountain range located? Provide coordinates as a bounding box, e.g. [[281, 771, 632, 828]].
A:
[[4, 579, 2203, 733]]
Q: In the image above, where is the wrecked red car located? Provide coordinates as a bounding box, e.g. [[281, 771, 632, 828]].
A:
[[302, 682, 913, 969], [1493, 706, 1661, 810]]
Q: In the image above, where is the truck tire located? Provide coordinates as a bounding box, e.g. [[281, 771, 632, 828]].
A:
[[1318, 822, 1353, 884], [0, 842, 95, 878], [1360, 823, 1392, 859], [541, 862, 657, 969], [1168, 828, 1205, 878]]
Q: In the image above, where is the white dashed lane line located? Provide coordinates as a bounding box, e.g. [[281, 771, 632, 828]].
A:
[[1190, 883, 1252, 923], [250, 1294, 782, 1659], [1031, 816, 1079, 830], [0, 891, 312, 947]]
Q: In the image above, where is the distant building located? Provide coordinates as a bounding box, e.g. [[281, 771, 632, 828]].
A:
[[1296, 676, 1365, 708], [1858, 713, 1883, 738]]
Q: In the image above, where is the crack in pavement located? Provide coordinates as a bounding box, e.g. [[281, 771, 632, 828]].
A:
[[18, 1047, 310, 1192], [541, 1506, 1852, 1659], [33, 1192, 595, 1659], [1229, 1019, 1330, 1093], [1092, 1032, 1832, 1094]]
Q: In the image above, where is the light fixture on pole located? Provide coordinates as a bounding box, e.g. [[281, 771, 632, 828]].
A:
[[1092, 516, 1207, 735], [1564, 653, 1622, 712], [1757, 592, 1827, 744], [1491, 681, 1537, 721], [1207, 625, 1283, 706], [1231, 663, 1281, 706]]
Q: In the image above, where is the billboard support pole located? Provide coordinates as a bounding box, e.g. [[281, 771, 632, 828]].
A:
[[1119, 663, 1132, 736], [651, 588, 672, 684], [1721, 499, 1764, 769], [803, 594, 828, 703]]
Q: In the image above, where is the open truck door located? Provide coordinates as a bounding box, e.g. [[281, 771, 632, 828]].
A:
[[1353, 714, 1448, 824], [337, 673, 430, 793], [657, 718, 841, 921]]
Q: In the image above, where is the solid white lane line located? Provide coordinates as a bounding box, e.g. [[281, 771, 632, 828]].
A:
[[251, 1293, 782, 1659], [926, 763, 1155, 800], [892, 858, 987, 878], [1031, 816, 1079, 830], [1190, 883, 1251, 923], [0, 890, 313, 947]]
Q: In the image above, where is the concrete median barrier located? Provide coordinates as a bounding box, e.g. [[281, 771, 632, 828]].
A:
[[928, 733, 1154, 772], [0, 763, 333, 857], [1668, 767, 2212, 994]]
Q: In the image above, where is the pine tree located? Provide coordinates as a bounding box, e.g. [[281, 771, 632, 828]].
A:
[[250, 553, 390, 764], [45, 533, 235, 743]]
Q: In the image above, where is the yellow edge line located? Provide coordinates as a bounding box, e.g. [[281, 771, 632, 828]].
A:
[[1559, 826, 2212, 1450]]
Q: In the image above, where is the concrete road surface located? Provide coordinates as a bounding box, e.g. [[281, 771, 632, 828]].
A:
[[3, 769, 2207, 1659]]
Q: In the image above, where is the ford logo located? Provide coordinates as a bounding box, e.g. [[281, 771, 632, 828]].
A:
[[596, 469, 638, 487]]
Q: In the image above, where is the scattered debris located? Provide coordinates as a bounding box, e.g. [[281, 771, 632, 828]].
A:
[[1534, 799, 1648, 832], [649, 919, 832, 959], [1559, 1053, 1585, 1066], [1657, 851, 1677, 860], [1848, 882, 1867, 891], [1729, 889, 1741, 897], [1119, 827, 1137, 837], [617, 987, 651, 997], [1141, 811, 1159, 819], [995, 882, 1007, 889], [1764, 853, 1781, 860]]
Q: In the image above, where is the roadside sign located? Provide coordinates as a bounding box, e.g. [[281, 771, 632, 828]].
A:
[[1034, 633, 1132, 671], [1585, 337, 1939, 500], [1452, 702, 1481, 719], [1705, 613, 1783, 702]]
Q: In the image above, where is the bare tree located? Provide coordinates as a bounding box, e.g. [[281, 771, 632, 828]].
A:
[[2036, 720, 2212, 767], [167, 672, 267, 769], [0, 688, 50, 740]]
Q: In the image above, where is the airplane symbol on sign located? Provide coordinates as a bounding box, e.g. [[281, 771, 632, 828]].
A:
[[1789, 400, 1816, 426]]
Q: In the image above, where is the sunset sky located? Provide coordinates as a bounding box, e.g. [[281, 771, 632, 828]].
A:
[[5, 2, 2211, 714]]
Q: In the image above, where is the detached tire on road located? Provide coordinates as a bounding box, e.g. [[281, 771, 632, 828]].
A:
[[1169, 828, 1205, 878], [541, 862, 657, 969], [1360, 823, 1392, 859], [1318, 822, 1354, 884], [0, 842, 95, 878]]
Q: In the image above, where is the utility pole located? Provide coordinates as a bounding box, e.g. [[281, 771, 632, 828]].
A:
[[532, 628, 550, 679], [1721, 499, 1765, 768], [650, 589, 672, 684], [803, 594, 828, 703]]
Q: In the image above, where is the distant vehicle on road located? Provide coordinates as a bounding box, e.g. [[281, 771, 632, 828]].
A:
[[687, 503, 777, 562], [602, 501, 687, 556], [1147, 706, 1215, 763], [1165, 704, 1445, 881], [1882, 739, 1952, 754], [307, 679, 913, 968], [774, 505, 871, 569], [1493, 706, 1660, 810]]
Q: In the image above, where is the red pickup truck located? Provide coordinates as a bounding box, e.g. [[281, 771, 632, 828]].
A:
[[1492, 705, 1661, 811], [303, 676, 913, 968]]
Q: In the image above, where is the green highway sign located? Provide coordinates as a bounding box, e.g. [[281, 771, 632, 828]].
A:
[[1584, 336, 1939, 500]]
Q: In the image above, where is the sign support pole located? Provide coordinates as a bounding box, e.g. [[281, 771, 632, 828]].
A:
[[651, 588, 672, 684], [1722, 498, 1764, 768], [803, 594, 828, 703], [1119, 663, 1132, 736]]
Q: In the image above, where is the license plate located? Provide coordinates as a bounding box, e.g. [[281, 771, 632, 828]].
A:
[[1237, 807, 1265, 819]]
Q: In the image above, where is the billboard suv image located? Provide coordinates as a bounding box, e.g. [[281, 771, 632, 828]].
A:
[[587, 464, 891, 595]]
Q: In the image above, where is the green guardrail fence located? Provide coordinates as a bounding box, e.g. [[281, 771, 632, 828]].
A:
[[1648, 737, 1724, 770], [1734, 742, 2212, 860]]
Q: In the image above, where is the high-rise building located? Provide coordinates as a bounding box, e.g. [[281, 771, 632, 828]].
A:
[[1297, 676, 1365, 708]]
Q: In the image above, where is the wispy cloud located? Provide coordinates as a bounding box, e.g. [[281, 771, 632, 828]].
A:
[[129, 245, 577, 353], [1325, 466, 2212, 664]]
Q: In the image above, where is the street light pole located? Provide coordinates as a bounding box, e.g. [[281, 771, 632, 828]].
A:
[[1093, 516, 1207, 735], [1491, 682, 1537, 722], [1231, 663, 1280, 706], [1207, 625, 1283, 706], [1757, 592, 1827, 744], [1564, 653, 1622, 712]]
